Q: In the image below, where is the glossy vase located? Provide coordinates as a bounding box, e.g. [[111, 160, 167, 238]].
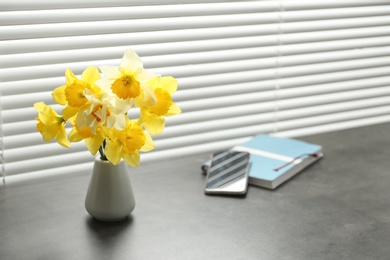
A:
[[85, 157, 135, 221]]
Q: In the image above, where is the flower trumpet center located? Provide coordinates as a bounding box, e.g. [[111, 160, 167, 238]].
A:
[[65, 80, 91, 107], [111, 74, 141, 99], [120, 123, 146, 154], [149, 88, 173, 116]]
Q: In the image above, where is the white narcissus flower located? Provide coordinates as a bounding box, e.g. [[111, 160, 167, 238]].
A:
[[76, 89, 130, 134], [96, 49, 158, 108]]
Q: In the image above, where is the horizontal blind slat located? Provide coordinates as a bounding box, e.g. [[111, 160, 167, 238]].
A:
[[275, 116, 390, 138], [280, 16, 390, 34], [3, 25, 390, 55], [2, 0, 388, 11], [0, 14, 278, 41], [3, 15, 390, 41], [280, 26, 390, 45], [1, 38, 279, 68], [282, 0, 390, 11], [280, 6, 390, 22], [275, 106, 390, 133], [0, 2, 279, 25], [3, 5, 389, 26], [0, 0, 258, 11]]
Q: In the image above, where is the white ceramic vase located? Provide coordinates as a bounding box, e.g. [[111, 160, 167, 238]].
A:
[[85, 157, 135, 221]]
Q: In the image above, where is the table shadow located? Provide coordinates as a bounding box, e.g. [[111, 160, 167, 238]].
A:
[[84, 215, 135, 258], [86, 214, 133, 232]]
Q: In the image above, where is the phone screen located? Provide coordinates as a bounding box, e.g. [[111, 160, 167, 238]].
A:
[[205, 151, 250, 195]]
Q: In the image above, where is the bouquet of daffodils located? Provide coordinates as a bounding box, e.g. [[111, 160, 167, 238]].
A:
[[34, 49, 181, 167]]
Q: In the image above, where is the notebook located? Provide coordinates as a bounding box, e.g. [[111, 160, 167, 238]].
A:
[[202, 135, 323, 189]]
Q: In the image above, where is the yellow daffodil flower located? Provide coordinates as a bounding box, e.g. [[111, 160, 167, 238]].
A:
[[52, 66, 103, 107], [34, 102, 70, 148], [52, 66, 104, 123], [138, 76, 182, 135], [104, 120, 155, 167], [96, 49, 158, 107]]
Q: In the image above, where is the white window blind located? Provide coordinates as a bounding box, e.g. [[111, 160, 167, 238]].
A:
[[0, 93, 4, 183], [1, 0, 390, 179]]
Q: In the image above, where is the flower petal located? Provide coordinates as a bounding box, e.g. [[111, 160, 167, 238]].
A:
[[105, 140, 122, 165], [120, 49, 143, 74], [95, 78, 114, 94], [135, 68, 158, 82], [140, 132, 155, 152], [134, 84, 157, 107], [52, 85, 67, 105], [76, 111, 86, 129], [56, 126, 70, 148], [81, 66, 100, 83], [85, 133, 104, 156], [142, 114, 165, 135], [36, 119, 44, 133], [113, 114, 127, 130], [38, 106, 59, 125], [122, 151, 140, 167], [42, 123, 60, 141], [160, 76, 178, 95], [69, 127, 84, 142], [99, 65, 121, 79], [62, 105, 79, 121], [33, 102, 46, 112], [65, 68, 77, 85], [105, 113, 116, 129], [114, 97, 133, 113], [166, 102, 182, 116]]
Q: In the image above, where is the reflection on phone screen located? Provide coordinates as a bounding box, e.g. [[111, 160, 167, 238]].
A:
[[205, 151, 250, 194]]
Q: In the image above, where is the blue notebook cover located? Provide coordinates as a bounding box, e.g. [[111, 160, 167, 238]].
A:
[[203, 134, 323, 189]]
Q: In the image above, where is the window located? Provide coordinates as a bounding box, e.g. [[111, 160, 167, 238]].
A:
[[1, 0, 390, 179]]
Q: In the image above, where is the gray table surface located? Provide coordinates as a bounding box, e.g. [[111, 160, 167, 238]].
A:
[[1, 123, 390, 260]]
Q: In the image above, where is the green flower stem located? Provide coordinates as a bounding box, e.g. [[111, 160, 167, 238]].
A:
[[99, 139, 108, 161]]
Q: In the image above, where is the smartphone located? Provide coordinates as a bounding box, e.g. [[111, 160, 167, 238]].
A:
[[205, 150, 251, 195]]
